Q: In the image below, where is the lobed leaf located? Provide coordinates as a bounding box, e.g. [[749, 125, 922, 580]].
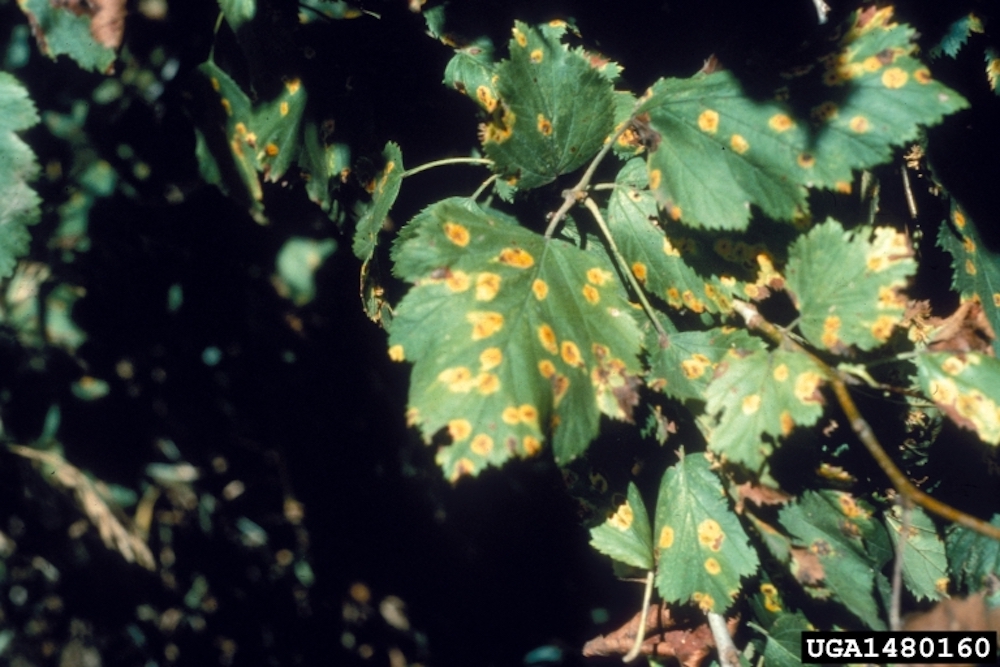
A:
[[253, 77, 307, 183], [786, 219, 915, 352], [0, 73, 41, 280], [913, 351, 1000, 445], [885, 505, 948, 601], [946, 514, 1000, 592], [353, 142, 403, 261], [937, 204, 1000, 356], [701, 348, 827, 471], [443, 38, 498, 111], [929, 13, 984, 59], [389, 198, 643, 480], [589, 482, 654, 570], [756, 611, 810, 667], [637, 7, 967, 230], [17, 0, 117, 72], [647, 326, 764, 403], [481, 22, 615, 190], [653, 454, 759, 613], [219, 0, 256, 32]]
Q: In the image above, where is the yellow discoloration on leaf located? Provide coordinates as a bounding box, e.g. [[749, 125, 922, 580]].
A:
[[523, 436, 542, 456], [994, 294, 1000, 308], [863, 56, 883, 72], [663, 237, 681, 257], [552, 374, 570, 406], [704, 558, 722, 575], [609, 502, 634, 530], [476, 86, 497, 112], [438, 366, 474, 392], [532, 279, 548, 300], [477, 372, 500, 394], [773, 364, 789, 382], [471, 434, 494, 455], [530, 48, 544, 63], [502, 406, 520, 424], [280, 101, 289, 117], [631, 262, 647, 282], [221, 98, 233, 116], [914, 67, 932, 84], [780, 410, 794, 436], [797, 153, 815, 169], [538, 359, 556, 379], [649, 169, 662, 190], [499, 247, 534, 268], [761, 583, 782, 611], [836, 181, 852, 194], [480, 347, 502, 371], [698, 519, 724, 552], [210, 77, 221, 92], [666, 287, 681, 306], [285, 78, 301, 95], [682, 290, 706, 313], [681, 354, 711, 380], [519, 404, 538, 424], [929, 377, 958, 406], [866, 228, 912, 272], [467, 311, 504, 340], [538, 324, 558, 355], [446, 270, 470, 292], [513, 27, 527, 47], [561, 341, 583, 367], [963, 236, 976, 253], [768, 113, 794, 132], [954, 210, 966, 228], [794, 372, 823, 404], [658, 525, 675, 549], [966, 259, 977, 275], [448, 419, 472, 442], [882, 67, 908, 88], [742, 394, 762, 415], [871, 315, 895, 342], [849, 115, 869, 133], [692, 592, 715, 612], [475, 272, 501, 301], [587, 268, 613, 285], [582, 284, 600, 304], [838, 492, 866, 518], [537, 113, 553, 136], [822, 315, 842, 348], [443, 222, 470, 246], [406, 407, 420, 426], [941, 356, 966, 376], [388, 345, 405, 362], [955, 390, 1000, 442], [811, 101, 839, 122], [730, 134, 750, 154], [698, 109, 720, 134], [451, 458, 475, 481]]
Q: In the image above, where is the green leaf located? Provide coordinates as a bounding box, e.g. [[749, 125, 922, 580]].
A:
[[701, 348, 827, 471], [913, 351, 1000, 445], [253, 77, 307, 182], [16, 0, 116, 72], [353, 142, 403, 261], [606, 159, 739, 315], [298, 120, 350, 217], [929, 13, 984, 59], [482, 22, 615, 189], [885, 505, 947, 601], [389, 198, 643, 480], [219, 0, 256, 32], [297, 0, 365, 22], [273, 237, 337, 306], [589, 482, 654, 570], [443, 38, 498, 111], [754, 611, 811, 667], [786, 220, 915, 352], [987, 48, 1000, 95], [653, 454, 759, 613], [647, 326, 765, 403], [0, 72, 41, 280], [779, 491, 885, 629], [946, 514, 1000, 591], [938, 204, 1000, 356], [637, 8, 967, 230]]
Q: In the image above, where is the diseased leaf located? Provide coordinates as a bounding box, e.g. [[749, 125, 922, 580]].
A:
[[389, 198, 643, 480], [219, 0, 256, 32], [590, 482, 654, 570], [946, 514, 1000, 592], [17, 0, 117, 72], [779, 491, 886, 629], [938, 204, 1000, 356], [987, 48, 1000, 94], [273, 237, 337, 306], [701, 348, 827, 471], [885, 505, 947, 601], [647, 326, 764, 403], [298, 119, 350, 217], [755, 611, 810, 667], [929, 13, 984, 59], [786, 220, 915, 352], [253, 77, 307, 183], [653, 454, 759, 613], [637, 7, 967, 230], [443, 38, 498, 110], [353, 142, 403, 261], [914, 351, 1000, 445], [481, 22, 615, 189], [0, 73, 41, 279]]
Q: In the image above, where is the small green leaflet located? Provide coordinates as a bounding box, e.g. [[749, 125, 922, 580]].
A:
[[253, 78, 308, 183], [653, 454, 758, 613], [913, 351, 1000, 445], [786, 220, 915, 352], [779, 491, 886, 630], [16, 0, 116, 72], [443, 38, 498, 111], [938, 204, 1000, 356], [929, 13, 984, 59], [0, 73, 41, 280], [885, 505, 947, 601], [647, 327, 764, 403], [274, 237, 337, 306], [353, 142, 403, 261], [606, 159, 738, 315], [946, 514, 1000, 592], [219, 0, 256, 32], [589, 482, 654, 570], [298, 119, 350, 216], [701, 348, 827, 471], [753, 611, 811, 667], [390, 198, 642, 480], [482, 22, 615, 190], [636, 7, 967, 230]]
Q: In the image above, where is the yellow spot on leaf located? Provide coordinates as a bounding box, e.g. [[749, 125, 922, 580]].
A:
[[797, 153, 815, 169], [530, 49, 543, 63], [780, 410, 794, 436], [681, 354, 711, 380], [663, 238, 681, 257], [538, 324, 558, 355], [467, 311, 504, 340], [659, 525, 675, 549], [438, 366, 474, 392], [666, 287, 681, 306], [761, 583, 782, 612], [631, 262, 647, 282], [609, 502, 634, 530], [695, 593, 715, 612], [730, 134, 750, 154], [537, 113, 552, 136], [499, 247, 534, 268], [705, 558, 721, 575], [697, 519, 724, 551], [582, 284, 600, 305], [448, 419, 472, 442], [285, 78, 301, 95], [388, 345, 405, 362], [768, 113, 794, 132], [649, 169, 661, 190], [742, 394, 762, 415], [822, 315, 842, 348], [476, 272, 501, 301], [587, 268, 613, 285], [914, 67, 932, 84], [479, 347, 503, 372], [698, 109, 719, 134], [963, 236, 976, 253], [446, 270, 470, 292], [444, 222, 470, 246], [871, 315, 895, 342], [994, 294, 1000, 307], [279, 101, 290, 118], [471, 434, 494, 455], [519, 404, 538, 424], [862, 56, 883, 72], [773, 364, 789, 382], [682, 290, 705, 313], [552, 374, 570, 406], [210, 77, 221, 92], [882, 67, 908, 88], [476, 85, 497, 112], [929, 377, 958, 406], [477, 372, 500, 394], [532, 279, 548, 300], [811, 101, 839, 122], [451, 458, 475, 481], [849, 115, 870, 133], [954, 210, 966, 228], [794, 372, 822, 404], [941, 356, 966, 376], [966, 259, 977, 275], [835, 181, 852, 194], [502, 407, 520, 424], [561, 341, 583, 367], [221, 98, 232, 116], [538, 359, 556, 379], [523, 436, 542, 456], [838, 493, 864, 518]]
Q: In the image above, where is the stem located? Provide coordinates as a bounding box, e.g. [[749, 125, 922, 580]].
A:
[[889, 498, 911, 631], [623, 570, 655, 663], [731, 298, 1000, 542], [583, 197, 669, 340], [470, 173, 499, 202], [402, 157, 494, 179], [707, 612, 739, 667]]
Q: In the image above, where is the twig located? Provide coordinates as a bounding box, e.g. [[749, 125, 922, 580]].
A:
[[582, 197, 669, 340], [901, 165, 917, 219], [402, 157, 493, 179], [470, 173, 499, 201], [707, 612, 740, 667], [623, 571, 655, 663], [731, 299, 1000, 542]]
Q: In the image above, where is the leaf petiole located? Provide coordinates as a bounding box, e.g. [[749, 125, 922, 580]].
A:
[[401, 157, 493, 179]]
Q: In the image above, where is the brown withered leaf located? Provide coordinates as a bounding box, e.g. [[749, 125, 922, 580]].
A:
[[734, 481, 791, 513], [51, 0, 126, 50], [902, 591, 1000, 667], [789, 546, 825, 586], [926, 299, 996, 355], [583, 604, 739, 667]]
